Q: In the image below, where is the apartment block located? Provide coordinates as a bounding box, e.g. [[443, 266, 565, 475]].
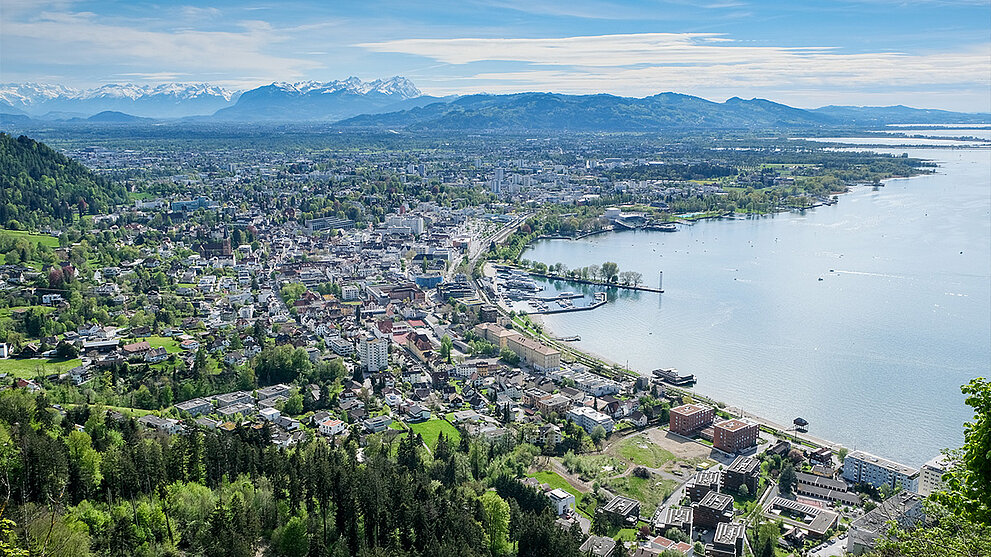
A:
[[713, 419, 758, 454], [842, 450, 919, 492], [670, 404, 714, 436]]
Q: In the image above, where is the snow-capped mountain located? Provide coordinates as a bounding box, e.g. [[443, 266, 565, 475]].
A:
[[213, 76, 429, 121], [0, 77, 424, 120], [267, 77, 421, 99], [0, 82, 240, 118]]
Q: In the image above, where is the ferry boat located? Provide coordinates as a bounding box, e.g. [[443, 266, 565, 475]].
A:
[[652, 368, 697, 386]]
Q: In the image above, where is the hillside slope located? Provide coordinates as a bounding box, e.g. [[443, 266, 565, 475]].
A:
[[0, 133, 128, 228]]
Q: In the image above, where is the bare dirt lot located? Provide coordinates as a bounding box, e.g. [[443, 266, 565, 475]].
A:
[[642, 427, 717, 461]]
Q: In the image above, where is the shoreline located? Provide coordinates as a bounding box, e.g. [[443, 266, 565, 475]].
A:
[[533, 312, 853, 454]]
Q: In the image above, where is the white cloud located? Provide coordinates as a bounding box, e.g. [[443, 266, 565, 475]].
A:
[[359, 33, 991, 101], [1, 10, 320, 85]]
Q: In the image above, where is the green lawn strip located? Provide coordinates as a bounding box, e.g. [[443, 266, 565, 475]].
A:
[[406, 418, 461, 449], [139, 335, 183, 353], [615, 435, 677, 468], [528, 470, 593, 518], [0, 357, 81, 379], [0, 305, 56, 320], [613, 528, 638, 542], [0, 229, 60, 248], [603, 475, 678, 517]]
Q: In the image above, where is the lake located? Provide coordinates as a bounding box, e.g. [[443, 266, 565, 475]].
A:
[[522, 134, 991, 467]]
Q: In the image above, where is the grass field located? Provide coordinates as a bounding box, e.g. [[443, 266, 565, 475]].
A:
[[603, 475, 678, 516], [407, 418, 461, 449], [0, 357, 82, 379], [0, 305, 56, 320], [561, 452, 628, 481], [0, 229, 60, 248], [614, 435, 677, 468], [531, 470, 581, 498], [528, 470, 594, 518], [142, 335, 183, 353]]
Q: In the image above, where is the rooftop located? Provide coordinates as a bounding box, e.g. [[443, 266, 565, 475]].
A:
[[846, 450, 919, 477], [726, 455, 760, 475], [713, 521, 746, 545], [716, 419, 753, 432], [602, 495, 640, 516]]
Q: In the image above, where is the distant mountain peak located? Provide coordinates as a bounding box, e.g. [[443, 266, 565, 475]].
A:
[[264, 76, 421, 99]]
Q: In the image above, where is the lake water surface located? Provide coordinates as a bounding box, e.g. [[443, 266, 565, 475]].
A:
[[523, 134, 990, 467]]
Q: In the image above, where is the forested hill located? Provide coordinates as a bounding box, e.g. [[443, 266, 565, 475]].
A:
[[0, 389, 586, 557], [0, 133, 128, 229]]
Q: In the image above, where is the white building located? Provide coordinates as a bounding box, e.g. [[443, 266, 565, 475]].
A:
[[547, 488, 576, 516], [358, 336, 389, 372], [566, 406, 614, 434], [842, 450, 919, 492], [385, 215, 425, 235], [918, 454, 950, 497], [341, 284, 361, 301], [259, 407, 281, 422], [319, 418, 347, 436]]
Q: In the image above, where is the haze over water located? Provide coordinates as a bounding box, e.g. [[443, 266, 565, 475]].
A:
[[523, 134, 991, 467]]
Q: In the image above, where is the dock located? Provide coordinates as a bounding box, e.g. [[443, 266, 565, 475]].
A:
[[532, 292, 585, 302], [528, 299, 607, 315], [526, 270, 664, 294]]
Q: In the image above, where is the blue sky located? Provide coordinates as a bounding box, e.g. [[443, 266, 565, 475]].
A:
[[2, 0, 989, 110]]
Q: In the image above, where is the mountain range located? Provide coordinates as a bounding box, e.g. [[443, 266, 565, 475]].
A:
[[1, 76, 988, 130]]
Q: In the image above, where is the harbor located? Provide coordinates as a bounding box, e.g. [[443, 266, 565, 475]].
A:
[[491, 264, 617, 315]]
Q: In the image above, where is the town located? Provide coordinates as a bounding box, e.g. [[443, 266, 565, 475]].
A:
[[0, 129, 950, 557]]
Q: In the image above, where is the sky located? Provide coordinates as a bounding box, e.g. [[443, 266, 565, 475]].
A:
[[2, 0, 990, 111]]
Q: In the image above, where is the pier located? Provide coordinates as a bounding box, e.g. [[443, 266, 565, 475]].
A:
[[532, 292, 584, 302], [525, 270, 665, 294], [527, 299, 606, 315]]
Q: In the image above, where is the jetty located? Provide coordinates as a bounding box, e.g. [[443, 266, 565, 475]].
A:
[[532, 292, 584, 302], [528, 299, 606, 315], [526, 270, 664, 294]]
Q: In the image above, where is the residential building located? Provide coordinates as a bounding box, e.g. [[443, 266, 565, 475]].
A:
[[643, 535, 694, 557], [580, 536, 616, 557], [566, 406, 614, 434], [175, 398, 212, 416], [686, 469, 721, 503], [547, 488, 576, 516], [693, 492, 734, 528], [138, 415, 183, 435], [257, 384, 291, 401], [723, 456, 760, 495], [599, 495, 640, 526], [319, 418, 347, 437], [707, 522, 746, 557], [216, 391, 254, 408], [363, 415, 393, 433], [794, 471, 861, 506], [713, 419, 758, 454], [918, 454, 950, 497], [847, 492, 925, 555], [842, 450, 920, 492], [358, 336, 389, 372], [761, 497, 838, 539], [669, 404, 714, 437], [652, 506, 692, 538]]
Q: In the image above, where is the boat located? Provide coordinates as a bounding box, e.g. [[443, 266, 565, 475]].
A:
[[652, 368, 698, 386]]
